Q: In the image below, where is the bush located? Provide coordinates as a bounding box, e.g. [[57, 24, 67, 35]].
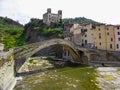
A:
[[44, 57, 53, 61], [41, 28, 63, 36], [29, 59, 33, 63]]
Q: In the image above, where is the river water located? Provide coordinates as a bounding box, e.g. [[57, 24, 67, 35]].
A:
[[13, 57, 100, 90], [13, 57, 120, 90]]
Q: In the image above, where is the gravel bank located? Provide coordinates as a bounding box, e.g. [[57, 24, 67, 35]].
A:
[[96, 67, 120, 90]]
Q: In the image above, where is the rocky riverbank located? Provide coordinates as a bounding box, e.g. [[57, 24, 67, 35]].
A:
[[96, 67, 120, 90], [17, 57, 54, 73]]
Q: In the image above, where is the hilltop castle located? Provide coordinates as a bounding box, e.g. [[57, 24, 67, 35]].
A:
[[43, 8, 62, 25]]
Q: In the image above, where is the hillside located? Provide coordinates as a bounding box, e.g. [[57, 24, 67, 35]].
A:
[[24, 18, 63, 43], [0, 16, 101, 49], [63, 17, 101, 24], [0, 16, 25, 49]]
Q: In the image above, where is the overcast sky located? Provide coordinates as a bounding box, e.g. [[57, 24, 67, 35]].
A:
[[0, 0, 120, 25]]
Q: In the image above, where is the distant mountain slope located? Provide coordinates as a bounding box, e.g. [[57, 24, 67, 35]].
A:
[[0, 16, 22, 26], [63, 17, 101, 24], [0, 16, 25, 49]]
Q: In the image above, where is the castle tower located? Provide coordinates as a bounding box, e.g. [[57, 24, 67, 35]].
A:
[[47, 8, 51, 13], [43, 8, 62, 25], [58, 10, 62, 15], [58, 10, 62, 19]]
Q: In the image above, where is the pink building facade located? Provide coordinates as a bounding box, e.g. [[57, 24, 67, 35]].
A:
[[114, 25, 120, 51]]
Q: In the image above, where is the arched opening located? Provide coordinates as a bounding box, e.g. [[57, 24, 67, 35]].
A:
[[29, 44, 80, 63], [31, 45, 63, 59], [14, 39, 84, 75], [15, 44, 81, 76]]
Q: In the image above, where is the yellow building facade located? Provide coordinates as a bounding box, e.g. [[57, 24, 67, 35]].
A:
[[94, 24, 106, 50], [94, 24, 115, 51], [106, 25, 115, 51]]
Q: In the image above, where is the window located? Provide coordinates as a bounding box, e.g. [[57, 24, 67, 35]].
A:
[[99, 42, 101, 45], [111, 38, 113, 42], [107, 32, 109, 35], [99, 33, 101, 39], [85, 35, 87, 37], [81, 29, 84, 32], [117, 44, 119, 49], [98, 28, 100, 31], [118, 32, 120, 35], [107, 28, 109, 30], [84, 29, 87, 32], [110, 44, 112, 49], [118, 37, 120, 41], [85, 40, 87, 44], [117, 27, 119, 29], [99, 36, 101, 39]]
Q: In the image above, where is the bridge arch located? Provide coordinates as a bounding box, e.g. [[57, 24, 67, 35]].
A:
[[14, 39, 82, 72]]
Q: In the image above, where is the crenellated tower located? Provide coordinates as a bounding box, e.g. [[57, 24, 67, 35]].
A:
[[43, 8, 62, 25]]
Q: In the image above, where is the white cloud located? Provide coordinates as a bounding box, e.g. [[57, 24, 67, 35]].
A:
[[0, 0, 120, 24]]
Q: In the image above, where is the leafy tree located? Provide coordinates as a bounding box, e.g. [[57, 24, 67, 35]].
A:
[[0, 16, 25, 49]]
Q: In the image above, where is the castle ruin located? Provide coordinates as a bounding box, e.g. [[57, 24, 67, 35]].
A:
[[43, 8, 62, 25]]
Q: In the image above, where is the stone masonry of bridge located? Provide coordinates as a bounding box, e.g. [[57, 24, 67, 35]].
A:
[[14, 39, 120, 73], [14, 39, 83, 73]]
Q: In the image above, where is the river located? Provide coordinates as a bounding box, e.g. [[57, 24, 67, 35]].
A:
[[13, 57, 120, 90]]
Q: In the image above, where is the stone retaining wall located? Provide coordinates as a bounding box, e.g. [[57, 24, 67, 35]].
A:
[[0, 50, 15, 90]]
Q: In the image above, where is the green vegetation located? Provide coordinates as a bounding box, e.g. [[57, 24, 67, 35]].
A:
[[0, 16, 26, 49], [41, 27, 63, 36], [41, 66, 99, 90], [102, 75, 115, 80], [16, 34, 27, 46], [63, 17, 101, 24], [14, 65, 100, 90], [29, 59, 34, 63], [43, 57, 53, 61], [117, 69, 120, 75]]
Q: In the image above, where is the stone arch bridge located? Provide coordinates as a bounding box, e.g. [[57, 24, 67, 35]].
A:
[[14, 39, 109, 73]]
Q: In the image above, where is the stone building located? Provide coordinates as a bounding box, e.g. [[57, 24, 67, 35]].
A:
[[63, 22, 82, 61], [94, 24, 107, 50], [43, 8, 62, 25], [81, 23, 95, 48], [114, 25, 120, 51], [105, 25, 115, 51], [69, 22, 82, 45], [94, 24, 116, 51], [63, 22, 82, 45]]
